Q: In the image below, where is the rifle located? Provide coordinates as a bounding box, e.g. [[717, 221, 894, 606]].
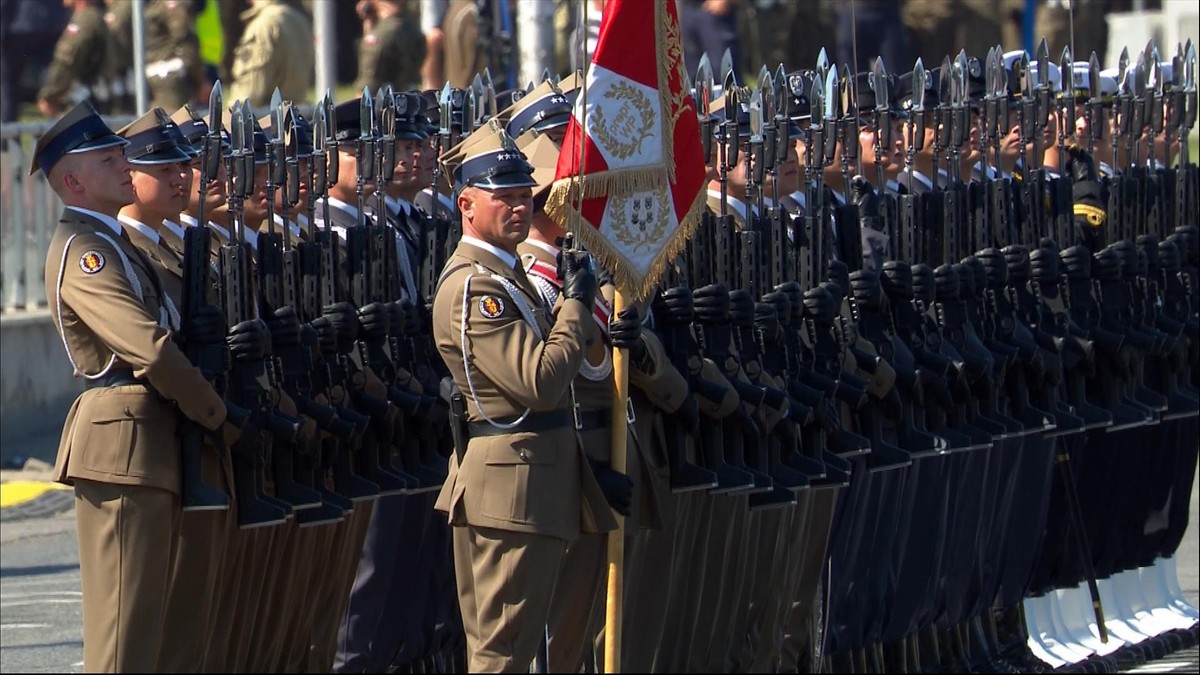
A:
[[254, 97, 326, 514], [178, 226, 233, 513], [172, 82, 235, 512], [289, 102, 360, 516], [898, 59, 927, 263], [217, 101, 300, 527], [307, 95, 381, 504]]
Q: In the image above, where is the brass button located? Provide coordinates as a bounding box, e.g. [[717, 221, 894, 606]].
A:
[[123, 406, 133, 417], [519, 449, 530, 461]]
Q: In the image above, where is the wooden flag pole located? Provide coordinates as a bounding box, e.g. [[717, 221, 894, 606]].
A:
[[605, 289, 629, 674]]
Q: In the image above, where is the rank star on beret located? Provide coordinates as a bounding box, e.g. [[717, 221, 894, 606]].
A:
[[443, 119, 538, 193], [30, 101, 128, 176], [501, 80, 573, 140]]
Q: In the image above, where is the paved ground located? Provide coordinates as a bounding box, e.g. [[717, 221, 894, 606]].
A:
[[0, 447, 1196, 673]]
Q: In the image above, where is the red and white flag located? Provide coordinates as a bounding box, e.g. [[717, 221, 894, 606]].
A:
[[545, 0, 706, 300]]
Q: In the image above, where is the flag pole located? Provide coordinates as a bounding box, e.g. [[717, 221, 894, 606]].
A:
[[578, 0, 628, 670], [605, 287, 629, 674]]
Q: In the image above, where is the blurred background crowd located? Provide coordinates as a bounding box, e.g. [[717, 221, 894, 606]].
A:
[[0, 0, 1189, 124]]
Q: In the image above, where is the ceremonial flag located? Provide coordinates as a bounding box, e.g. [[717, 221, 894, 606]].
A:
[[544, 0, 706, 300]]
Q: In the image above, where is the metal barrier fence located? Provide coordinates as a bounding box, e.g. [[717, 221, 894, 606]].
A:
[[1, 117, 133, 313]]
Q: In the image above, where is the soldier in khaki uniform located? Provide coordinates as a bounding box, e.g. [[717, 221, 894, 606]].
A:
[[433, 122, 617, 672], [143, 0, 206, 111], [38, 0, 111, 117], [230, 0, 314, 107], [357, 0, 426, 91], [35, 101, 235, 672], [509, 129, 679, 672], [111, 110, 239, 673], [442, 0, 484, 89]]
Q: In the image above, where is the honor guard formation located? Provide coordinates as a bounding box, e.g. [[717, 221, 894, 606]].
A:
[[31, 15, 1200, 675]]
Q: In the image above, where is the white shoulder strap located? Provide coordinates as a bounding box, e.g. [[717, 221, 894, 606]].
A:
[[459, 264, 545, 429], [55, 232, 178, 379]]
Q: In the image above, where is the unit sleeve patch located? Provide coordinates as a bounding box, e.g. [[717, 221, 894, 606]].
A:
[[79, 250, 106, 274], [478, 295, 505, 318]]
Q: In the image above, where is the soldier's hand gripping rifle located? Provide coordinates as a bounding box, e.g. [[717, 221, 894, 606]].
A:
[[173, 82, 234, 512], [305, 94, 380, 504], [287, 101, 363, 513], [340, 89, 413, 497], [701, 70, 779, 497], [218, 102, 301, 527], [253, 95, 327, 514], [734, 97, 797, 506], [374, 90, 445, 491]]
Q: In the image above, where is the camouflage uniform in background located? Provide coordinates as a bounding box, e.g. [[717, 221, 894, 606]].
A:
[[442, 0, 485, 89], [144, 0, 206, 110], [38, 1, 111, 115], [229, 0, 313, 107], [103, 0, 135, 115], [357, 3, 426, 92], [1035, 0, 1112, 65], [902, 0, 1029, 65]]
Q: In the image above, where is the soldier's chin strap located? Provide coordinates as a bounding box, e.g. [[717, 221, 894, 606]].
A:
[[459, 263, 540, 429]]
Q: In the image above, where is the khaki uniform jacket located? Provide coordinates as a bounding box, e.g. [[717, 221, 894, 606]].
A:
[[356, 10, 426, 91], [443, 0, 484, 89], [230, 0, 314, 107], [44, 209, 226, 496], [517, 241, 681, 531], [39, 5, 109, 109], [432, 240, 616, 540]]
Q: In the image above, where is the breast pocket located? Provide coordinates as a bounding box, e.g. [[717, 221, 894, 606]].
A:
[[479, 433, 560, 525]]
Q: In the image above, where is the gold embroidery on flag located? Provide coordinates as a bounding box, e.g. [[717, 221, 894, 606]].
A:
[[593, 81, 655, 161], [609, 185, 671, 248]]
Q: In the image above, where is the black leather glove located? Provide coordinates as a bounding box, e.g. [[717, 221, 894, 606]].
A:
[[654, 286, 694, 325], [755, 298, 784, 345], [1063, 146, 1107, 250], [322, 301, 359, 351], [933, 264, 960, 301], [266, 306, 301, 347], [802, 285, 837, 321], [727, 289, 755, 326], [609, 306, 647, 361], [309, 316, 338, 355], [357, 301, 391, 339], [388, 302, 409, 337], [588, 459, 633, 517], [227, 318, 271, 362], [826, 259, 850, 296], [849, 175, 882, 231], [911, 264, 936, 303], [692, 283, 730, 323], [1063, 145, 1099, 184], [183, 304, 227, 345], [849, 270, 884, 309], [558, 250, 597, 312]]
